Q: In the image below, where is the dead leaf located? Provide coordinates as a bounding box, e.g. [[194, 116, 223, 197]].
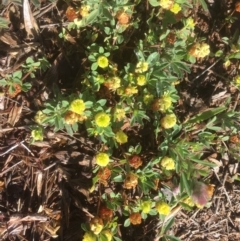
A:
[[36, 171, 43, 196], [0, 93, 4, 110], [7, 104, 22, 126], [22, 0, 40, 40]]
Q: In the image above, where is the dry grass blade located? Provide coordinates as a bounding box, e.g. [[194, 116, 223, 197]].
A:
[[7, 104, 22, 126], [22, 0, 40, 40], [36, 171, 43, 196]]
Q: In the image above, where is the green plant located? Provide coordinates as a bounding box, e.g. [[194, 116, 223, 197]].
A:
[[30, 1, 240, 240]]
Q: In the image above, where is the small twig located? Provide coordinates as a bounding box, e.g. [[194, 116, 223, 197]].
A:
[[0, 126, 27, 133], [43, 162, 56, 171], [191, 59, 221, 82], [0, 160, 23, 177], [0, 141, 24, 156], [20, 142, 34, 156]]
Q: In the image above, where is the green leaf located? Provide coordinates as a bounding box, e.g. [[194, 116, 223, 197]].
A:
[[83, 9, 99, 25], [161, 217, 174, 234], [99, 46, 104, 54], [91, 62, 98, 71], [0, 79, 7, 86], [180, 173, 191, 196], [148, 0, 160, 7], [21, 82, 32, 92], [13, 70, 22, 79], [191, 158, 216, 167], [198, 0, 209, 13], [0, 17, 10, 28], [65, 124, 73, 136], [113, 175, 123, 182], [114, 237, 122, 241], [124, 218, 131, 227], [165, 235, 182, 241], [97, 99, 107, 106], [88, 55, 96, 62], [147, 52, 160, 66], [186, 106, 227, 124]]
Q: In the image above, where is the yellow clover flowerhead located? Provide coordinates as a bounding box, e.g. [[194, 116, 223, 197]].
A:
[[114, 108, 126, 121], [34, 111, 46, 125], [141, 200, 152, 214], [155, 201, 171, 215], [158, 94, 172, 112], [159, 0, 174, 10], [104, 76, 121, 91], [189, 43, 210, 58], [135, 61, 149, 73], [69, 99, 85, 115], [96, 153, 110, 167], [124, 85, 138, 96], [101, 230, 113, 241], [95, 112, 110, 127], [161, 156, 175, 170], [170, 3, 181, 14], [115, 130, 128, 144], [31, 129, 43, 141], [79, 5, 90, 18], [183, 197, 195, 207], [186, 17, 195, 29], [90, 217, 104, 235], [143, 94, 154, 105], [97, 56, 109, 68], [137, 75, 147, 86], [160, 113, 177, 129], [235, 75, 240, 86], [82, 231, 97, 241]]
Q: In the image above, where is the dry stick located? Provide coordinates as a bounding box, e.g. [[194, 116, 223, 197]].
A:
[[191, 58, 222, 82], [0, 141, 24, 156], [0, 160, 23, 177], [0, 126, 27, 133], [233, 92, 240, 111]]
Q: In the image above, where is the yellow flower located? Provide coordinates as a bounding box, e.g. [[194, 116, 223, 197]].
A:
[[95, 112, 110, 127], [114, 108, 126, 121], [170, 3, 181, 14], [82, 231, 97, 241], [235, 75, 240, 85], [158, 94, 172, 112], [79, 5, 90, 18], [104, 77, 121, 91], [125, 86, 138, 95], [115, 130, 128, 144], [161, 156, 175, 170], [160, 113, 177, 129], [90, 217, 104, 235], [135, 61, 149, 73], [34, 111, 46, 125], [189, 43, 210, 58], [97, 56, 109, 68], [124, 172, 138, 189], [141, 200, 152, 214], [137, 75, 147, 86], [64, 111, 78, 125], [159, 0, 173, 10], [96, 153, 110, 167], [186, 17, 195, 29], [31, 129, 43, 141], [101, 230, 113, 241], [143, 94, 154, 105], [183, 197, 195, 207], [155, 201, 171, 215], [69, 99, 85, 115]]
